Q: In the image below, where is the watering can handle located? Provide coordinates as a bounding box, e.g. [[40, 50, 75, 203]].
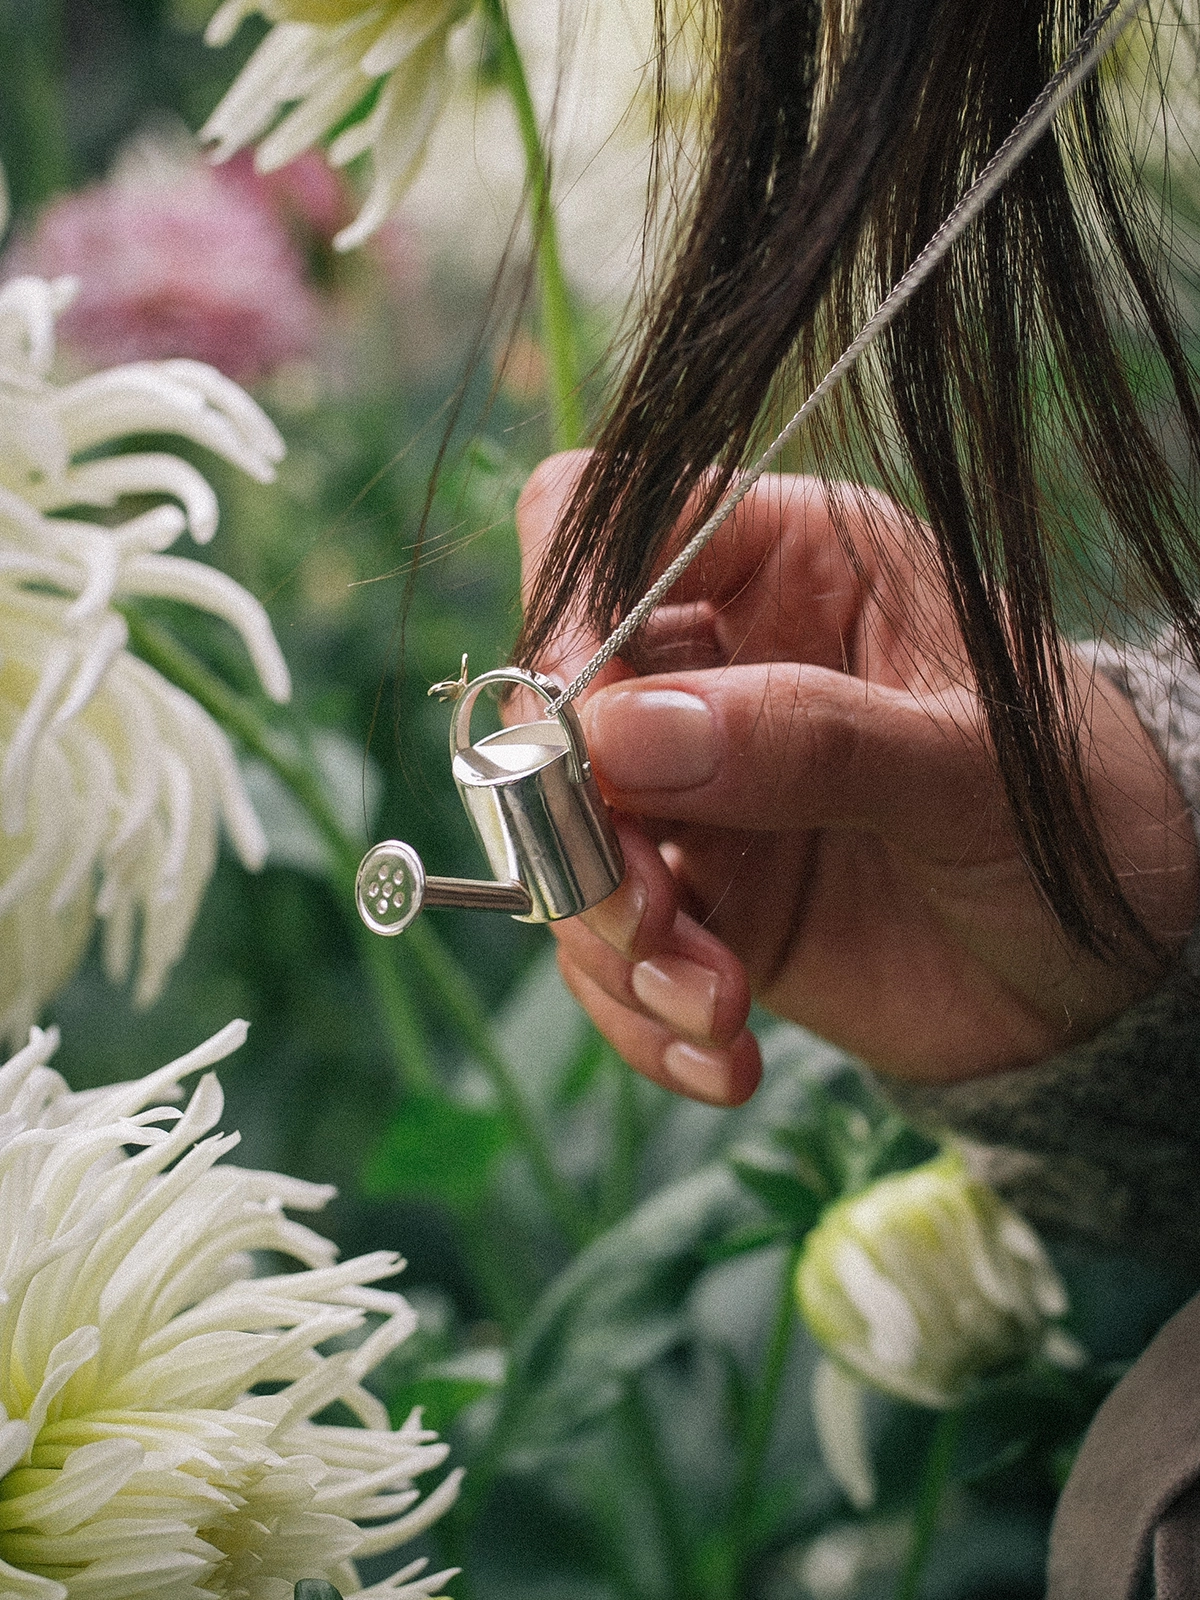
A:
[[448, 667, 592, 785]]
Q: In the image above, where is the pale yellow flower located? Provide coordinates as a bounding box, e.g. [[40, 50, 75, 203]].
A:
[[797, 1151, 1078, 1411], [797, 1151, 1083, 1510], [0, 1019, 461, 1599], [200, 0, 470, 250]]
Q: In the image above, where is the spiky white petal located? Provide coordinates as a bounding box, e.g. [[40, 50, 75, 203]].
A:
[[0, 277, 292, 1041], [200, 0, 470, 251], [0, 1022, 460, 1599], [809, 1358, 875, 1512], [329, 41, 450, 253]]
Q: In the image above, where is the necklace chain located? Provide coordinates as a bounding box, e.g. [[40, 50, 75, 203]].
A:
[[544, 0, 1144, 716]]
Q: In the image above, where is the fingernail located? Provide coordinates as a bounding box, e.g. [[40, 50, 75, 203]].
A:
[[587, 689, 718, 790], [631, 955, 719, 1041], [582, 881, 647, 957], [663, 1041, 732, 1103]]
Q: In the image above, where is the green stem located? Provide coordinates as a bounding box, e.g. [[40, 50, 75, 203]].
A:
[[724, 1243, 801, 1597], [406, 916, 591, 1247], [123, 612, 435, 1092], [895, 1407, 962, 1600], [482, 0, 584, 451], [458, 1206, 528, 1335], [124, 613, 589, 1241], [450, 1328, 535, 1530], [621, 1382, 694, 1600], [454, 1340, 691, 1598], [599, 1056, 640, 1228], [0, 0, 72, 215], [357, 932, 436, 1092], [571, 1450, 657, 1600]]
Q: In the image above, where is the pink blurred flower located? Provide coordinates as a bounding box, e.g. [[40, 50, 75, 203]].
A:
[[219, 147, 355, 248], [6, 154, 324, 383], [221, 151, 424, 298], [366, 215, 426, 299]]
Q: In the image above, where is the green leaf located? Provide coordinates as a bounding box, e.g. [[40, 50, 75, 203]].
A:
[[860, 1113, 939, 1184], [362, 1090, 509, 1209], [295, 1583, 343, 1600], [489, 944, 591, 1111], [488, 1023, 870, 1463], [773, 1118, 845, 1200], [767, 1086, 938, 1202], [729, 1149, 826, 1236], [701, 1221, 790, 1264], [556, 1027, 612, 1106], [500, 1164, 755, 1459]]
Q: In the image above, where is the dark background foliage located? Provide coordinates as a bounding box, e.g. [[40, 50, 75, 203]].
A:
[[2, 3, 1199, 1594]]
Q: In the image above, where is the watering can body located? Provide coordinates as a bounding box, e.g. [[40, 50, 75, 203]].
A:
[[451, 670, 624, 923], [356, 666, 624, 936]]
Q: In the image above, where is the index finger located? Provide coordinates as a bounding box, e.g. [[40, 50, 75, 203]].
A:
[[518, 457, 899, 679], [663, 475, 924, 674]]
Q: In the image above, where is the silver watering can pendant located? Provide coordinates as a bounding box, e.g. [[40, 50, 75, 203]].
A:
[[356, 661, 625, 936]]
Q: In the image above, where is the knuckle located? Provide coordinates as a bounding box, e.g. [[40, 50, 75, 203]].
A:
[[515, 450, 591, 534], [805, 691, 864, 782]]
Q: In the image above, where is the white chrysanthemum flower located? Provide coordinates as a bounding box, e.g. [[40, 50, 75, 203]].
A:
[[0, 1018, 462, 1600], [0, 275, 290, 1042], [200, 0, 471, 252], [796, 1151, 1081, 1412], [797, 1150, 1085, 1510]]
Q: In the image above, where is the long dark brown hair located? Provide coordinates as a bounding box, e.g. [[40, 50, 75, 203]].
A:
[[516, 0, 1200, 963]]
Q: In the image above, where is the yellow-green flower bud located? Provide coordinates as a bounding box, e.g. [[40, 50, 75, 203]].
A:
[[795, 1151, 1074, 1408]]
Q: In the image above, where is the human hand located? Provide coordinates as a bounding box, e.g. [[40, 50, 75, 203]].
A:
[[516, 454, 1200, 1105]]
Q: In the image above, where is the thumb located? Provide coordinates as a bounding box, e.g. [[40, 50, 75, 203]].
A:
[[579, 663, 1006, 855]]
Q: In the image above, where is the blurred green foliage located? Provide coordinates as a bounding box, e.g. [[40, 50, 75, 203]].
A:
[[4, 4, 1200, 1599]]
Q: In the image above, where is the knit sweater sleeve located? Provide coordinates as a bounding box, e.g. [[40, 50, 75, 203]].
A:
[[879, 633, 1200, 1271]]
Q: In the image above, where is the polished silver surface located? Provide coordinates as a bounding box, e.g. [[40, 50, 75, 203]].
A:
[[357, 841, 533, 933], [355, 665, 625, 935], [424, 875, 532, 913], [356, 841, 427, 936], [450, 667, 624, 922]]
